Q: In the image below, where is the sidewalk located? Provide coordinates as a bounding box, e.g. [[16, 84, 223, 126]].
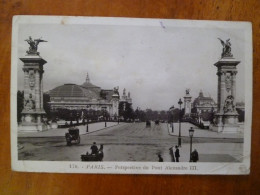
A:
[[165, 122, 244, 139], [18, 122, 122, 138], [171, 142, 243, 162]]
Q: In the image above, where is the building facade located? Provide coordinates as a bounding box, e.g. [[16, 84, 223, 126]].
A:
[[192, 90, 217, 114], [48, 74, 121, 119]]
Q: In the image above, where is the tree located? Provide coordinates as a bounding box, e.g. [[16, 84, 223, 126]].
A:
[[170, 108, 182, 122], [17, 90, 24, 123], [159, 110, 167, 121], [119, 102, 134, 121], [134, 108, 146, 122], [43, 93, 51, 119], [145, 109, 153, 120]]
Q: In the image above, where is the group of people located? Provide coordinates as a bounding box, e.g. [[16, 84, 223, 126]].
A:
[[158, 146, 199, 162], [169, 145, 180, 162], [89, 142, 199, 162], [87, 142, 103, 157]]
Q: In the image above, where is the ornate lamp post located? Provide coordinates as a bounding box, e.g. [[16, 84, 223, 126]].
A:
[[118, 103, 120, 124], [85, 107, 90, 132], [105, 113, 107, 128], [103, 110, 107, 128], [86, 117, 89, 132], [189, 127, 195, 162], [178, 98, 183, 147]]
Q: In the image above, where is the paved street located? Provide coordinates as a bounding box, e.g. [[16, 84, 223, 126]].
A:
[[18, 122, 243, 162]]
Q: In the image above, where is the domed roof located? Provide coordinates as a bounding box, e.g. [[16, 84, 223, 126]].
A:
[[193, 90, 216, 106], [49, 84, 100, 99], [81, 82, 100, 89]]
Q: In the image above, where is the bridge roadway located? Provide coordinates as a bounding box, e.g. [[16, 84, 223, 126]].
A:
[[18, 122, 243, 162], [18, 122, 178, 162]]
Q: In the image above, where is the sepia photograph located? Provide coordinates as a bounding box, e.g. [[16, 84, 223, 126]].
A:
[[11, 16, 252, 174]]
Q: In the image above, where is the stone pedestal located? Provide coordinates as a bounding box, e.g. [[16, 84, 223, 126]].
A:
[[211, 57, 240, 133], [184, 93, 192, 116], [111, 92, 119, 120], [19, 55, 49, 132]]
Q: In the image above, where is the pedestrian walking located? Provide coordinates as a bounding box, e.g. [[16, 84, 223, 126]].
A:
[[169, 147, 175, 162], [191, 149, 199, 162], [158, 154, 163, 162], [175, 145, 180, 162]]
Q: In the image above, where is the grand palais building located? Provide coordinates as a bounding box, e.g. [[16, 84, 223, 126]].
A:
[[48, 73, 132, 119]]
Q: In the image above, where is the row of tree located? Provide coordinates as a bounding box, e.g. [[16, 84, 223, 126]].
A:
[[17, 91, 244, 123]]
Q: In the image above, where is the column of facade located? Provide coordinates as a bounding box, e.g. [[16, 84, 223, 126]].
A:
[[23, 68, 29, 100], [35, 70, 40, 109], [217, 71, 221, 112], [40, 73, 43, 109], [231, 71, 237, 102], [35, 70, 41, 123], [220, 71, 226, 113]]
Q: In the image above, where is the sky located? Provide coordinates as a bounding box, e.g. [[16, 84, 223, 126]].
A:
[[17, 21, 246, 110]]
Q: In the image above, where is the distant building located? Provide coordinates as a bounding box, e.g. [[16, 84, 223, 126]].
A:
[[48, 73, 120, 119], [120, 88, 132, 105], [192, 90, 217, 114]]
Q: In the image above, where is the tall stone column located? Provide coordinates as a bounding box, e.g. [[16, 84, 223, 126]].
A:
[[183, 89, 192, 117], [212, 58, 240, 133], [19, 55, 48, 132], [111, 88, 120, 120]]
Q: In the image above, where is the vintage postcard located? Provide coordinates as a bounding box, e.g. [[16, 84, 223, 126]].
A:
[[11, 16, 252, 174]]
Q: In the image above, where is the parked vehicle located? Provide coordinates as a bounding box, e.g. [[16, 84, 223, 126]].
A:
[[81, 145, 104, 161], [65, 127, 80, 146]]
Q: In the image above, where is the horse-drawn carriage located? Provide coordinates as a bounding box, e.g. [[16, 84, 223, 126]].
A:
[[81, 152, 104, 161], [65, 127, 80, 146], [81, 144, 104, 161]]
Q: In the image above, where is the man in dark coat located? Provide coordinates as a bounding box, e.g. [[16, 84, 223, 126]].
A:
[[175, 145, 180, 162], [158, 154, 163, 162], [90, 142, 98, 155], [191, 149, 199, 162]]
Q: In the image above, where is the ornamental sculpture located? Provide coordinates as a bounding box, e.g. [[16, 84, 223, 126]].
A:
[[113, 86, 119, 95], [218, 38, 233, 58], [25, 36, 47, 55], [185, 88, 190, 95], [29, 70, 35, 89], [24, 94, 35, 111], [223, 95, 235, 113]]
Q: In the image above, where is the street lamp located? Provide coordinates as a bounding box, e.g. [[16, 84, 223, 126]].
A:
[[86, 110, 89, 132], [169, 105, 174, 133], [189, 127, 195, 162], [178, 98, 183, 147], [103, 110, 107, 128], [118, 103, 120, 124], [86, 117, 89, 132]]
